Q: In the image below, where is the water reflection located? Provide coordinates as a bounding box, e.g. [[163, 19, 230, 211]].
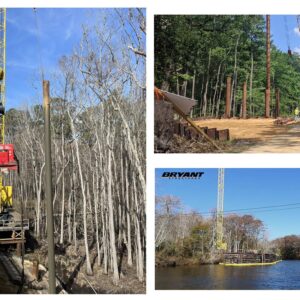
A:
[[156, 261, 300, 290]]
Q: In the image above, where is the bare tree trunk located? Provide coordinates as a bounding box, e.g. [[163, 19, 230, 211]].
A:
[[202, 49, 211, 116], [249, 52, 254, 116], [59, 124, 65, 244], [212, 63, 222, 117], [125, 158, 133, 266], [132, 175, 144, 281], [106, 118, 119, 283], [231, 34, 240, 117], [216, 72, 225, 117], [68, 111, 93, 276]]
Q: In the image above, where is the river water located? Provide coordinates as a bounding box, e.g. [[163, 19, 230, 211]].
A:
[[156, 260, 300, 290]]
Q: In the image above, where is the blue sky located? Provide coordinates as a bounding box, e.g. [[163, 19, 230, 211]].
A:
[[6, 8, 88, 108], [5, 8, 145, 109], [4, 13, 300, 110], [156, 168, 300, 240], [271, 15, 300, 54]]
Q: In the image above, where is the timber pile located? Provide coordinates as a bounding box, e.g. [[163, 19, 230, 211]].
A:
[[174, 122, 230, 142], [274, 117, 295, 126]]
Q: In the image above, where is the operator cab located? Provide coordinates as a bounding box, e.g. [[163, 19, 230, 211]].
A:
[[0, 144, 18, 171]]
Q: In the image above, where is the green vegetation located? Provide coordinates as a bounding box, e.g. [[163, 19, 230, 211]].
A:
[[273, 235, 300, 259], [155, 15, 300, 117], [156, 195, 300, 265]]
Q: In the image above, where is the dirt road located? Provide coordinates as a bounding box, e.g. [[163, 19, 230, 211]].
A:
[[194, 119, 300, 153]]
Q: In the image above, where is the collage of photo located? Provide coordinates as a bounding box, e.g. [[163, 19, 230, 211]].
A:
[[0, 2, 300, 300]]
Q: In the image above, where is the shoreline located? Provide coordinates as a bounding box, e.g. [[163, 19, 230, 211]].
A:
[[156, 257, 296, 268]]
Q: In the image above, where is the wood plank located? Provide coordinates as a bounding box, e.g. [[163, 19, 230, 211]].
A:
[[0, 238, 25, 245]]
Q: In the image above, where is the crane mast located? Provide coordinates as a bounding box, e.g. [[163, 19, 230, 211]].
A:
[[0, 8, 18, 213], [216, 168, 226, 250], [0, 8, 6, 143]]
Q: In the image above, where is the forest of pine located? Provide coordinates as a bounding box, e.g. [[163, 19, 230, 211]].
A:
[[155, 15, 300, 118]]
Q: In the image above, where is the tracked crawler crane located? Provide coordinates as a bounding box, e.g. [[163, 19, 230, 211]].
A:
[[0, 8, 18, 213], [216, 168, 227, 250]]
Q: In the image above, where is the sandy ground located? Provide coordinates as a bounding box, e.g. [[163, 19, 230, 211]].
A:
[[194, 118, 300, 153]]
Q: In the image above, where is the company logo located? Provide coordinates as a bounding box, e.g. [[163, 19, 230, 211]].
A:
[[161, 172, 204, 179]]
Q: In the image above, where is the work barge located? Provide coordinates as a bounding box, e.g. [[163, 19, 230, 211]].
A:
[[221, 252, 281, 266]]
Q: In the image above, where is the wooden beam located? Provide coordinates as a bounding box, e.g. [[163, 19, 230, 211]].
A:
[[0, 238, 25, 245]]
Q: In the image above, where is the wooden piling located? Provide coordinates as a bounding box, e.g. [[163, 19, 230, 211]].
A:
[[242, 81, 247, 119], [43, 80, 56, 294], [16, 243, 21, 257], [225, 76, 231, 118], [265, 15, 271, 118], [275, 89, 280, 118]]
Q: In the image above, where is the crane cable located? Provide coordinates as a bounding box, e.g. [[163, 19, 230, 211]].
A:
[[33, 8, 45, 82], [284, 16, 292, 56]]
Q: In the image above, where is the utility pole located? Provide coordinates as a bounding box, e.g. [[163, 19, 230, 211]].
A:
[[265, 15, 271, 118], [43, 80, 56, 294]]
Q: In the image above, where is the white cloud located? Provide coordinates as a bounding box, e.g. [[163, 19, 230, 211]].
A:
[[293, 27, 300, 37], [64, 17, 75, 41], [293, 47, 300, 54], [7, 15, 42, 38], [7, 60, 36, 70]]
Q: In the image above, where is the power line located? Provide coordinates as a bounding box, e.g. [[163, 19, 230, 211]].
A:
[[176, 202, 300, 216], [219, 202, 300, 214], [232, 206, 300, 215], [33, 8, 45, 81]]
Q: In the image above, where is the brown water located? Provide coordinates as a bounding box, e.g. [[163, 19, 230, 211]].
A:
[[156, 260, 300, 290]]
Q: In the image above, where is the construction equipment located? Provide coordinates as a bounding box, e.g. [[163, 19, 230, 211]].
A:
[[0, 8, 6, 138], [216, 168, 227, 250], [0, 9, 18, 213], [154, 87, 221, 150]]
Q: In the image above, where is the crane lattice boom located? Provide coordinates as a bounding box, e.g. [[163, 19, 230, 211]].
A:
[[0, 8, 6, 143], [0, 8, 18, 213], [216, 168, 227, 250]]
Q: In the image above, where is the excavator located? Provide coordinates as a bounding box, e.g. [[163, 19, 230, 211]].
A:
[[0, 8, 19, 215]]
